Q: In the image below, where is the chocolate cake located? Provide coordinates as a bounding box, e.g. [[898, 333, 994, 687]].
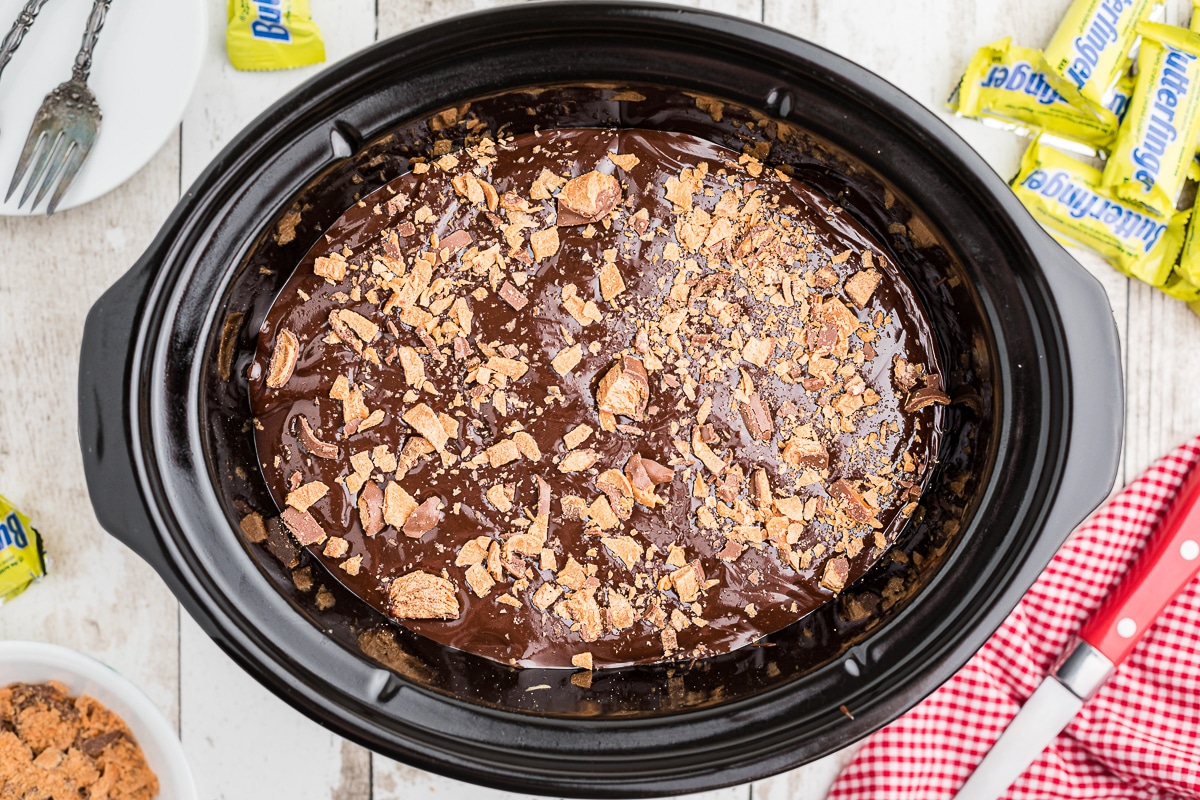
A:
[[247, 128, 946, 669]]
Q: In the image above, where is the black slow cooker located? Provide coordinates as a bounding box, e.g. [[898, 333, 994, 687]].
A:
[[78, 4, 1123, 796]]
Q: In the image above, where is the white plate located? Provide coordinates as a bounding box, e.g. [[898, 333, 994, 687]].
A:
[[0, 640, 197, 799], [0, 0, 206, 214]]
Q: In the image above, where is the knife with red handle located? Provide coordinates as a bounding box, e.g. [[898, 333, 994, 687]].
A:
[[954, 462, 1200, 800], [1080, 462, 1200, 665]]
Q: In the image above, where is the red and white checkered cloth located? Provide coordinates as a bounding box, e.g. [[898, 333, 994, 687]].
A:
[[828, 435, 1200, 800]]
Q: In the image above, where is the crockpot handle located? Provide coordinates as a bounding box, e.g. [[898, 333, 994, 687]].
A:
[[1035, 239, 1124, 544], [78, 255, 176, 581]]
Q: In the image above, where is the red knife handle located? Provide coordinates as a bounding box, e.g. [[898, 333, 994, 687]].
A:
[[1079, 462, 1200, 666]]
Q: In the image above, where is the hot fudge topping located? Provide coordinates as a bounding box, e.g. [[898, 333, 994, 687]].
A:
[[248, 128, 946, 669]]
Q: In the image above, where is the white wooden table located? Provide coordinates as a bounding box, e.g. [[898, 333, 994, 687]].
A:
[[3, 1, 1199, 798]]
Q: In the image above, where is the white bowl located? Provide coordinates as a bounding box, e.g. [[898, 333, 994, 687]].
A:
[[0, 641, 196, 799]]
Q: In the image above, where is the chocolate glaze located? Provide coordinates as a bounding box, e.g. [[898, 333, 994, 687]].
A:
[[248, 128, 944, 668]]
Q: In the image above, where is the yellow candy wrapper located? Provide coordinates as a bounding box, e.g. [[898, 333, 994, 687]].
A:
[[1161, 270, 1200, 300], [1177, 202, 1200, 288], [949, 38, 1133, 153], [227, 0, 325, 72], [1161, 260, 1200, 317], [0, 494, 46, 605], [1102, 22, 1200, 215], [1192, 0, 1200, 32], [1012, 138, 1187, 286], [1044, 0, 1156, 112], [1160, 266, 1200, 318]]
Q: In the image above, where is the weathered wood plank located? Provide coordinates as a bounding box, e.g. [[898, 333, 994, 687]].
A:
[[179, 0, 379, 189], [0, 136, 182, 727], [750, 751, 858, 800], [1124, 282, 1200, 478], [1122, 0, 1200, 484], [178, 614, 371, 800]]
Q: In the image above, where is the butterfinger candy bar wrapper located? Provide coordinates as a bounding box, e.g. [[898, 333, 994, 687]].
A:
[[949, 37, 1133, 154], [0, 495, 46, 605], [1103, 22, 1200, 216], [226, 0, 325, 72], [1012, 138, 1187, 287], [1044, 0, 1156, 112]]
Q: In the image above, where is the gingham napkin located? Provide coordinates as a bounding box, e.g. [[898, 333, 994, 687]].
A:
[[828, 436, 1200, 800]]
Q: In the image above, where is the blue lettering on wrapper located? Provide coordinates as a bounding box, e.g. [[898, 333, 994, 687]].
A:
[[1108, 89, 1131, 121], [251, 20, 290, 41], [0, 512, 28, 551], [1020, 167, 1166, 252], [1125, 47, 1197, 194], [250, 0, 291, 42], [1065, 0, 1136, 90], [981, 61, 1069, 106]]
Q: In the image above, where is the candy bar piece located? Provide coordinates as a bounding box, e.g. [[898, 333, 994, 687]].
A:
[[324, 537, 350, 558], [499, 281, 529, 311], [557, 170, 621, 226], [595, 355, 649, 421], [403, 497, 444, 538], [281, 507, 326, 546], [905, 387, 952, 413], [595, 469, 634, 520], [314, 253, 347, 281], [563, 424, 593, 450], [358, 481, 385, 537], [1102, 23, 1200, 216], [739, 394, 773, 441], [286, 481, 328, 512], [601, 535, 643, 570], [820, 557, 850, 593], [266, 329, 299, 388], [599, 261, 627, 303], [844, 270, 882, 308], [1043, 0, 1154, 110], [403, 403, 448, 452], [558, 449, 600, 473], [388, 571, 460, 619], [383, 482, 419, 528], [440, 229, 476, 254], [239, 511, 269, 543], [296, 417, 339, 459], [485, 483, 515, 513], [607, 153, 639, 171], [530, 227, 560, 261], [741, 337, 774, 367]]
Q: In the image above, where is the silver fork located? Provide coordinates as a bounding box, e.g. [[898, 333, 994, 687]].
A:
[[6, 0, 111, 214]]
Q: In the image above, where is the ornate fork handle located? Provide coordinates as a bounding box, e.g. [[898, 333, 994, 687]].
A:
[[0, 0, 53, 80], [71, 0, 111, 84]]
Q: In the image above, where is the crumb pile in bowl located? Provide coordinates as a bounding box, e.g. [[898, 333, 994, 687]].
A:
[[0, 681, 159, 799]]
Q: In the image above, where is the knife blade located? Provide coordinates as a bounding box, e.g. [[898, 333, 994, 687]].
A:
[[953, 460, 1200, 800]]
